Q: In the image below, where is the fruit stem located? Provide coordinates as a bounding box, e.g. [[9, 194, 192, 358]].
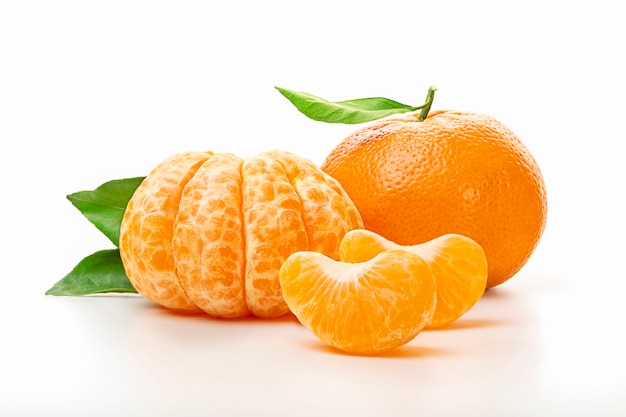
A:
[[417, 85, 437, 121]]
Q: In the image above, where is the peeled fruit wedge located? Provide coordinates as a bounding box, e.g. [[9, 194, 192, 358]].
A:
[[279, 250, 437, 355], [339, 230, 488, 329]]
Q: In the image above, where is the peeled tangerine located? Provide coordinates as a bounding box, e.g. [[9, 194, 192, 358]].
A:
[[119, 150, 363, 319], [339, 229, 488, 329]]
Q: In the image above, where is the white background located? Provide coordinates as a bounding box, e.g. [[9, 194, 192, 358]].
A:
[[1, 1, 625, 416]]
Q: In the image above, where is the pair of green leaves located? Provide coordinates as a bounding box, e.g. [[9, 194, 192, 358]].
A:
[[46, 85, 436, 297], [45, 177, 144, 296]]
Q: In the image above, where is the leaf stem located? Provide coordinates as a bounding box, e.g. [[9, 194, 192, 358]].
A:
[[417, 86, 437, 121]]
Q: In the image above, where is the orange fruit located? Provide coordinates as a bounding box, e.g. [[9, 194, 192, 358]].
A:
[[339, 229, 487, 328], [119, 150, 363, 318], [321, 110, 547, 288], [279, 249, 437, 355]]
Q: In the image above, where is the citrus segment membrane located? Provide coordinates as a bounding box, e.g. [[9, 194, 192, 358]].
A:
[[172, 153, 249, 318], [414, 234, 488, 328], [241, 153, 309, 318], [119, 151, 213, 312], [269, 150, 363, 259], [339, 230, 487, 328], [279, 250, 436, 355]]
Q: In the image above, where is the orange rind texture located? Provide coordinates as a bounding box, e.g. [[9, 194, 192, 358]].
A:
[[119, 150, 363, 318], [321, 110, 547, 288]]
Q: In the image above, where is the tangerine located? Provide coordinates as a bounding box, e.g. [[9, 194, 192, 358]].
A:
[[339, 229, 487, 328], [321, 110, 547, 287], [279, 249, 437, 355], [119, 150, 363, 318]]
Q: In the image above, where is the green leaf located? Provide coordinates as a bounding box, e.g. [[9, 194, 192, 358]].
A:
[[46, 249, 137, 296], [67, 177, 145, 247], [275, 86, 418, 124]]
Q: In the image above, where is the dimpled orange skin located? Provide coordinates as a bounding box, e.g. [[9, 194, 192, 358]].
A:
[[321, 110, 548, 288], [119, 150, 363, 318]]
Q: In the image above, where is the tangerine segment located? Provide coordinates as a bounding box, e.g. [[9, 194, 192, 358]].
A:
[[269, 150, 363, 259], [172, 153, 250, 318], [279, 250, 437, 355], [339, 230, 487, 329], [241, 153, 309, 318], [119, 151, 213, 312]]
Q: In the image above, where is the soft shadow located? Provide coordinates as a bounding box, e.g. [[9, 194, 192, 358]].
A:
[[480, 286, 515, 300], [150, 305, 301, 325], [300, 340, 447, 359], [426, 318, 501, 331], [84, 293, 143, 298]]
